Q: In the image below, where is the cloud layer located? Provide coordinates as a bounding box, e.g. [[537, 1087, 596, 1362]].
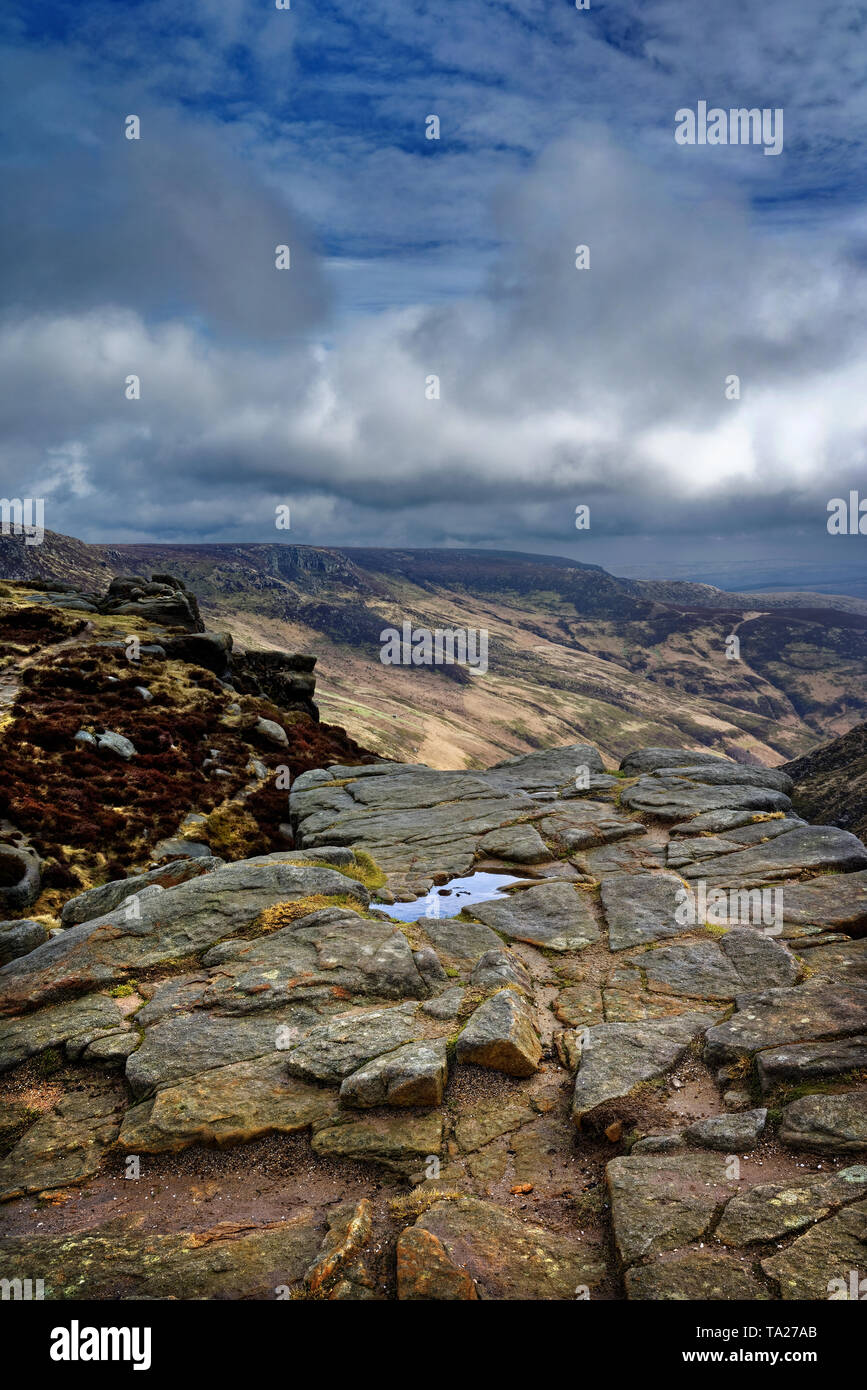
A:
[[1, 2, 866, 587]]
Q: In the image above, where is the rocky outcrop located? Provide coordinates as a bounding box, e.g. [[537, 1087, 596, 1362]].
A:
[[289, 744, 618, 885], [783, 720, 867, 842], [0, 846, 40, 916], [230, 648, 319, 720], [99, 573, 204, 631], [161, 630, 233, 674], [455, 990, 542, 1077], [0, 576, 373, 910], [0, 918, 47, 966], [1, 740, 866, 1301], [0, 1213, 321, 1299]]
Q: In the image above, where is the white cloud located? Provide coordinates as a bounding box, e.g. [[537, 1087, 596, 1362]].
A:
[[1, 1, 866, 587]]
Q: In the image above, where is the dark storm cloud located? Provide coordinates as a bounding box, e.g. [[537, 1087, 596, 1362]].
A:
[[1, 0, 866, 590], [0, 48, 329, 341]]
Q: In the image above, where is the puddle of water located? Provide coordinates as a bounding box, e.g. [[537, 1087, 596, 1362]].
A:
[[370, 871, 523, 923]]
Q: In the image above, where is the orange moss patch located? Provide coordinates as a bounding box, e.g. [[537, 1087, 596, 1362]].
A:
[[254, 894, 365, 935]]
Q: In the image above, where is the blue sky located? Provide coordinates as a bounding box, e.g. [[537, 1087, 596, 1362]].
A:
[[1, 0, 866, 593]]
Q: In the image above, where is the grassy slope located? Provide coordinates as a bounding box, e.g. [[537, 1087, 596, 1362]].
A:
[[2, 532, 865, 772], [203, 575, 866, 770]]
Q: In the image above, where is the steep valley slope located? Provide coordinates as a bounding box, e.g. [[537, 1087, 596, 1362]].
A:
[[2, 531, 865, 769], [784, 721, 867, 842]]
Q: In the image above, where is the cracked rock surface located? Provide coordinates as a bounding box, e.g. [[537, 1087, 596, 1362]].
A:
[[1, 742, 866, 1299]]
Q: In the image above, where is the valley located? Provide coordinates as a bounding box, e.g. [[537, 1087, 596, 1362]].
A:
[[2, 531, 864, 770]]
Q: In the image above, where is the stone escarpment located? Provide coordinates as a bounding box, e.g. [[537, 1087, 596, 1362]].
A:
[[0, 577, 361, 907], [9, 568, 320, 716], [229, 648, 319, 721], [0, 743, 866, 1299], [783, 719, 867, 843]]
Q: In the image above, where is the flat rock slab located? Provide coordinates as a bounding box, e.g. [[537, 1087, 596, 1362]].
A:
[[420, 918, 503, 963], [800, 939, 867, 982], [603, 987, 695, 1023], [0, 1087, 125, 1201], [188, 906, 428, 1012], [475, 824, 550, 863], [600, 871, 688, 950], [620, 775, 790, 821], [554, 983, 605, 1027], [717, 1168, 867, 1246], [126, 1006, 316, 1098], [667, 818, 805, 869], [415, 1196, 607, 1299], [685, 1108, 767, 1152], [666, 835, 752, 869], [607, 1153, 735, 1265], [471, 881, 600, 952], [456, 989, 542, 1077], [778, 870, 867, 934], [636, 929, 797, 1001], [761, 1200, 867, 1299], [671, 808, 793, 835], [310, 1109, 443, 1171], [294, 785, 535, 879], [119, 1055, 338, 1153], [578, 839, 661, 877], [291, 746, 613, 879], [619, 749, 736, 775], [701, 817, 803, 845], [625, 1251, 771, 1301], [757, 1035, 867, 1094], [778, 1091, 867, 1154], [704, 980, 867, 1064], [572, 1011, 717, 1126], [283, 1002, 421, 1083], [536, 806, 646, 854], [339, 1039, 448, 1108], [681, 824, 867, 886], [0, 993, 127, 1073], [453, 1094, 536, 1153], [482, 744, 605, 793], [396, 1226, 479, 1300], [630, 1130, 685, 1154], [0, 1214, 321, 1299], [0, 859, 369, 1014], [60, 857, 224, 926], [663, 764, 793, 792]]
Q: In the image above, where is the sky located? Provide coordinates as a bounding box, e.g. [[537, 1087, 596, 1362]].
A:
[[1, 0, 867, 595]]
